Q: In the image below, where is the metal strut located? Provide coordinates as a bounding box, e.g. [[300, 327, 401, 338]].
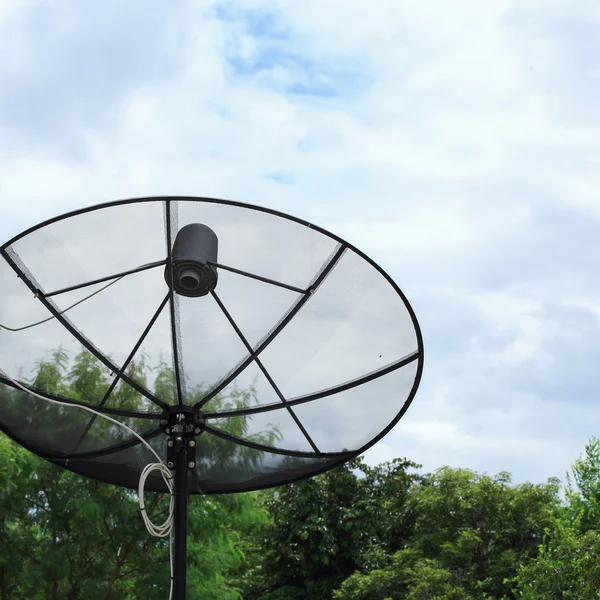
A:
[[163, 406, 205, 600]]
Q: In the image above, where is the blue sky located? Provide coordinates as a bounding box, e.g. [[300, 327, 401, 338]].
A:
[[0, 0, 599, 485]]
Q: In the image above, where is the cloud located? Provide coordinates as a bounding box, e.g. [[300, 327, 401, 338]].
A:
[[0, 0, 598, 484]]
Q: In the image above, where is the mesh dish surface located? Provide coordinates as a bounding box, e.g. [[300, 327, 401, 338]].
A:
[[0, 197, 423, 494]]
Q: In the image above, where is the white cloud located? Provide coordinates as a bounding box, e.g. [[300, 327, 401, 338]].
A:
[[0, 0, 598, 484]]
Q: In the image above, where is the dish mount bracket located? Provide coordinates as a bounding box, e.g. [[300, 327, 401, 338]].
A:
[[161, 405, 205, 469]]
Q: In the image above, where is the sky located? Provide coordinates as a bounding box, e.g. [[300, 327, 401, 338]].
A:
[[0, 0, 599, 486]]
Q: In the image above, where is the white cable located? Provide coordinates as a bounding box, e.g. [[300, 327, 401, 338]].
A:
[[139, 462, 174, 536], [0, 277, 123, 332], [0, 369, 174, 600], [0, 261, 176, 597], [0, 260, 164, 333], [139, 462, 175, 600]]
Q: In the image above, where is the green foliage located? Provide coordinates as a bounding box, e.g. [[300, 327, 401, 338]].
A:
[[328, 467, 559, 600], [516, 529, 600, 599], [245, 457, 421, 600], [334, 550, 475, 600], [6, 348, 600, 599], [0, 347, 268, 599], [407, 467, 560, 598], [514, 437, 600, 599], [0, 435, 262, 600], [566, 436, 600, 533]]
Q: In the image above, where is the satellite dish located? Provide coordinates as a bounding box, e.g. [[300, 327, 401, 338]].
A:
[[0, 197, 423, 598]]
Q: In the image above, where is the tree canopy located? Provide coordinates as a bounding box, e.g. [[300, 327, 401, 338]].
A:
[[0, 348, 267, 599], [1, 347, 599, 599]]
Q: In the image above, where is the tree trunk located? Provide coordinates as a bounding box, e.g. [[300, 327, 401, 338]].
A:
[[102, 542, 132, 600], [52, 526, 58, 600], [0, 568, 9, 600]]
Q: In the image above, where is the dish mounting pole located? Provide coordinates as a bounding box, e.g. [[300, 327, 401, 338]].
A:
[[165, 408, 203, 600]]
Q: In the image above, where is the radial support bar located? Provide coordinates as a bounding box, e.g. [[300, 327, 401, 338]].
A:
[[165, 201, 184, 407], [43, 259, 168, 297], [206, 260, 306, 294], [195, 244, 346, 410], [1, 247, 168, 411], [210, 289, 321, 453], [203, 351, 420, 419], [71, 293, 171, 454]]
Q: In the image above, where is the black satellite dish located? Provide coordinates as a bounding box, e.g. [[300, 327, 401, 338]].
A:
[[0, 197, 423, 599]]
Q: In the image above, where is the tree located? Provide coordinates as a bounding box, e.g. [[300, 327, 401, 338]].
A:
[[330, 466, 560, 600], [333, 550, 475, 600], [245, 457, 421, 600], [0, 347, 269, 599], [406, 467, 560, 598], [515, 529, 600, 600], [515, 437, 600, 599]]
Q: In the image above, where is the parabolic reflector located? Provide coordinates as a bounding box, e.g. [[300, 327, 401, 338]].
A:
[[0, 197, 423, 494]]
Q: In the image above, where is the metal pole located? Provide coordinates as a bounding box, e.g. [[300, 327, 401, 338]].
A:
[[173, 440, 189, 599]]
